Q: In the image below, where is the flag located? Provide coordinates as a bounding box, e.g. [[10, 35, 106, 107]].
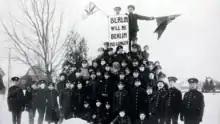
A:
[[154, 14, 181, 40], [82, 2, 100, 20]]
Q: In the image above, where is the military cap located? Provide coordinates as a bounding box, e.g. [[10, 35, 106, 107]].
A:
[[118, 81, 125, 85], [139, 64, 145, 67], [11, 77, 19, 81], [134, 79, 141, 82], [116, 45, 123, 51], [108, 47, 114, 51], [59, 73, 67, 77], [48, 82, 55, 87], [39, 80, 46, 84], [75, 68, 81, 73], [66, 81, 71, 84], [133, 69, 139, 73], [114, 6, 121, 11], [146, 85, 153, 89], [90, 71, 96, 75], [104, 42, 109, 46], [105, 63, 110, 67], [157, 80, 165, 84], [119, 70, 125, 74], [148, 61, 154, 65], [158, 72, 166, 78], [168, 76, 178, 82], [132, 58, 138, 62], [128, 5, 135, 10], [188, 78, 199, 84], [82, 60, 88, 63], [132, 44, 138, 48], [84, 100, 89, 104], [104, 72, 110, 76]]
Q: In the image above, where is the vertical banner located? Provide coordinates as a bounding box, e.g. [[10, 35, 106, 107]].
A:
[[108, 14, 129, 51]]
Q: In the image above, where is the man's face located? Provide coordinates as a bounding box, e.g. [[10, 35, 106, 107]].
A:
[[75, 72, 81, 77], [82, 63, 88, 68], [119, 74, 125, 79], [70, 67, 76, 72], [66, 83, 71, 88], [157, 82, 164, 89], [93, 62, 98, 68], [105, 104, 110, 109], [121, 62, 127, 67], [60, 76, 65, 81], [118, 84, 124, 90], [189, 83, 197, 90], [148, 65, 154, 70], [144, 46, 149, 51], [96, 72, 101, 76], [48, 85, 54, 90], [133, 72, 139, 77], [169, 81, 175, 88], [77, 84, 82, 89], [119, 111, 125, 117], [132, 62, 139, 66], [105, 66, 111, 71], [104, 74, 110, 79], [31, 84, 37, 89], [125, 69, 130, 74], [117, 49, 123, 54], [84, 103, 89, 108], [139, 66, 145, 72], [115, 9, 121, 15], [101, 60, 106, 65], [146, 88, 153, 94], [134, 81, 141, 87], [140, 114, 146, 120], [128, 8, 134, 13], [91, 74, 96, 79], [131, 48, 137, 52], [96, 102, 101, 107], [149, 73, 154, 79], [108, 50, 114, 55]]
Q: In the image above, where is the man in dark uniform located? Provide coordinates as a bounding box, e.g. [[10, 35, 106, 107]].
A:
[[154, 81, 167, 124], [165, 76, 182, 124], [56, 73, 68, 94], [7, 77, 25, 124], [112, 82, 130, 116], [59, 81, 73, 122], [25, 81, 39, 124], [180, 78, 205, 124], [130, 79, 146, 123], [127, 5, 155, 51], [36, 80, 47, 124]]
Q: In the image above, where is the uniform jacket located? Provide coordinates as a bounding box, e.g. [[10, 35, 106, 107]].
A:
[[181, 89, 205, 121], [153, 88, 167, 117], [7, 85, 25, 112], [72, 88, 85, 114], [81, 105, 93, 122], [127, 13, 153, 32], [59, 88, 72, 109], [92, 106, 105, 124], [35, 88, 47, 109], [25, 88, 38, 110], [56, 80, 67, 94], [130, 86, 146, 115], [144, 93, 155, 116], [112, 89, 130, 113], [164, 87, 182, 116]]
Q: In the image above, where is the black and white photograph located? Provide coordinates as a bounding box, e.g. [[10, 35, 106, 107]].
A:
[[0, 0, 219, 124]]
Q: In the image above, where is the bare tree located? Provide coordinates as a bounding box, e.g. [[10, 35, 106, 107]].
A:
[[1, 0, 70, 81]]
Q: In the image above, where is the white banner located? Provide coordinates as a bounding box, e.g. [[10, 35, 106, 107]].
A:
[[108, 14, 129, 50]]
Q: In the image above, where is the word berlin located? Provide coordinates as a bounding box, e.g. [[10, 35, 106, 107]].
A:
[[110, 16, 128, 24]]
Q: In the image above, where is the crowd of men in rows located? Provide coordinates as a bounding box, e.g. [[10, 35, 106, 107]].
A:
[[7, 43, 205, 124]]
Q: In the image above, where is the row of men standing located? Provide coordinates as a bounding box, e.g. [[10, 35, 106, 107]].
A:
[[7, 75, 204, 124]]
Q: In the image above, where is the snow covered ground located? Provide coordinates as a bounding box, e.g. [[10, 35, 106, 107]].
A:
[[0, 93, 220, 124]]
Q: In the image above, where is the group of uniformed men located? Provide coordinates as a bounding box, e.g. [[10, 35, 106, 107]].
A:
[[7, 42, 205, 124]]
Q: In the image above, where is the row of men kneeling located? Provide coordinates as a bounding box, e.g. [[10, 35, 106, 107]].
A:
[[7, 76, 204, 124]]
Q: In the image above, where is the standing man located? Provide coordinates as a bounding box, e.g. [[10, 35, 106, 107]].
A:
[[127, 5, 155, 51], [114, 6, 122, 15], [7, 77, 25, 124], [180, 78, 205, 124], [165, 76, 182, 124]]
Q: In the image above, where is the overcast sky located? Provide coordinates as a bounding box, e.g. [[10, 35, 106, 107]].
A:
[[0, 0, 220, 82]]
